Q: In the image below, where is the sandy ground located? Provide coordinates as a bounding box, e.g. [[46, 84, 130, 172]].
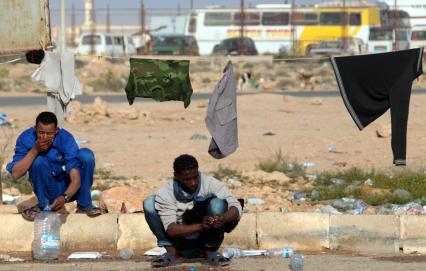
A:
[[2, 253, 426, 271], [2, 92, 426, 181]]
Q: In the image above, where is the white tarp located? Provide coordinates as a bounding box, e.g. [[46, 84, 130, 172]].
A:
[[0, 0, 50, 55]]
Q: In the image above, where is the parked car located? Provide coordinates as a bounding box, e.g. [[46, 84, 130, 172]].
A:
[[309, 38, 366, 57], [77, 33, 136, 57], [152, 35, 199, 55], [410, 26, 426, 49], [212, 37, 258, 56]]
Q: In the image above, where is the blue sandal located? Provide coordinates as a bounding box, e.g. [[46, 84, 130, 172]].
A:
[[204, 252, 231, 266], [151, 252, 180, 268]]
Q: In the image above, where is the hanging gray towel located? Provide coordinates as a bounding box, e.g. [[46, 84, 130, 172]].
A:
[[32, 51, 82, 127], [205, 61, 238, 159]]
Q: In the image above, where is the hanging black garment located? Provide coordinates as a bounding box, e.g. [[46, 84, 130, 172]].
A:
[[331, 48, 424, 166]]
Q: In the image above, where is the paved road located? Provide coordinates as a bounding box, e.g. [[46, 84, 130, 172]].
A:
[[1, 253, 426, 271], [1, 89, 425, 107]]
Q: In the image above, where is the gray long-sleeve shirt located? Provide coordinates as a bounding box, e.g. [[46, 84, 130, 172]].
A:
[[154, 172, 243, 230]]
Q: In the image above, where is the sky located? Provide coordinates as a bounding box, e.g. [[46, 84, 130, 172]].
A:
[[49, 0, 317, 25]]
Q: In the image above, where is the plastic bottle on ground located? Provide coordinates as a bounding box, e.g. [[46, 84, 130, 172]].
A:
[[289, 254, 304, 270], [222, 248, 267, 258], [266, 247, 294, 258], [33, 208, 61, 260], [118, 248, 134, 260]]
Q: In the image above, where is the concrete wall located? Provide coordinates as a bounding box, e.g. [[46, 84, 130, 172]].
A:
[[2, 213, 426, 255]]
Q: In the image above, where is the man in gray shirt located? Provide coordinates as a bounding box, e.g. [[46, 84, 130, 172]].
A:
[[143, 154, 242, 268]]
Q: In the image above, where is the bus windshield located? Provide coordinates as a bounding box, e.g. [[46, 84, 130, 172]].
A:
[[369, 29, 392, 40]]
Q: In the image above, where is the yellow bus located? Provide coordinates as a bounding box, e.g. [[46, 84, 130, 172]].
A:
[[296, 5, 382, 55]]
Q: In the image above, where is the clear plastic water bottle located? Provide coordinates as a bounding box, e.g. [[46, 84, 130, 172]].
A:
[[118, 248, 134, 260], [222, 247, 242, 258], [222, 247, 268, 258], [289, 254, 304, 270], [266, 247, 294, 258], [33, 207, 62, 260]]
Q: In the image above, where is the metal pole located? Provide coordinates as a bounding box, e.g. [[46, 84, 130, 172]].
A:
[[71, 4, 76, 47], [90, 0, 96, 55], [60, 0, 66, 51], [190, 0, 194, 10], [394, 0, 398, 50], [106, 4, 111, 33], [140, 0, 146, 33], [239, 0, 245, 55], [342, 0, 347, 51], [291, 0, 295, 55]]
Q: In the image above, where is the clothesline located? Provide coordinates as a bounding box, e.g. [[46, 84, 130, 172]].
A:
[[74, 54, 330, 62], [0, 57, 23, 65]]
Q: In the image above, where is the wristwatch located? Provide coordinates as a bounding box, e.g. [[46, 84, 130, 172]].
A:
[[62, 193, 71, 203]]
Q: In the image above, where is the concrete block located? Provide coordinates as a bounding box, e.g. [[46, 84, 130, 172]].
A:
[[330, 215, 399, 254], [0, 214, 33, 252], [61, 214, 118, 252], [257, 212, 330, 251], [223, 213, 257, 249], [400, 215, 426, 254], [117, 214, 157, 251]]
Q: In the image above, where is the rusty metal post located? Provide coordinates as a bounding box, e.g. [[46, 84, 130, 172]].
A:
[[239, 0, 245, 55], [342, 0, 347, 52], [291, 0, 296, 56], [71, 4, 76, 47], [90, 0, 96, 55], [140, 0, 146, 33], [394, 0, 399, 50], [106, 4, 111, 33]]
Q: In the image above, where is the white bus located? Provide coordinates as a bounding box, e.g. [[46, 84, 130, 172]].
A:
[[185, 3, 382, 56], [186, 4, 296, 55], [379, 0, 426, 27]]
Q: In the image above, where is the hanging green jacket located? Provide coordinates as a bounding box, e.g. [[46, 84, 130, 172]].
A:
[[125, 58, 193, 108]]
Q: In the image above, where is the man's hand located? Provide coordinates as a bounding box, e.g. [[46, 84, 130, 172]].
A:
[[201, 216, 214, 231], [210, 215, 226, 230], [51, 195, 66, 211], [33, 138, 53, 153]]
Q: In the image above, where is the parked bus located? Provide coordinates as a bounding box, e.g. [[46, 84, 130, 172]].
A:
[[367, 10, 411, 53], [185, 3, 382, 56]]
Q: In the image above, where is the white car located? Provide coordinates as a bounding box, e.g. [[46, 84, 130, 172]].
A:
[[77, 33, 136, 57]]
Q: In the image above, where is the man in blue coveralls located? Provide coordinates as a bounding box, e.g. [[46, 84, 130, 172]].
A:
[[7, 112, 104, 221]]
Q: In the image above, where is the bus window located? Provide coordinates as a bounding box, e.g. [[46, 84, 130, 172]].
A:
[[369, 29, 392, 40], [262, 12, 289, 25], [320, 12, 345, 25], [234, 12, 260, 25], [291, 12, 318, 25], [349, 13, 361, 26], [395, 30, 408, 41], [82, 35, 101, 45], [412, 30, 426, 41], [105, 36, 112, 45], [205, 12, 232, 26]]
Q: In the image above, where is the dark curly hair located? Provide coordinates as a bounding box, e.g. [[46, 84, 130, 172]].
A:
[[173, 154, 198, 174], [36, 111, 57, 127]]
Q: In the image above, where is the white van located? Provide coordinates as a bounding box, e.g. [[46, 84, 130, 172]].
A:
[[77, 33, 136, 57], [368, 27, 410, 53], [410, 26, 426, 49]]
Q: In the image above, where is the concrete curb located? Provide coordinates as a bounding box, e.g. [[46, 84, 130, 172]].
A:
[[0, 213, 425, 254], [330, 215, 400, 254], [257, 212, 330, 251]]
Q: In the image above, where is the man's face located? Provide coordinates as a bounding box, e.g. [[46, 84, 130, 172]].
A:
[[175, 168, 199, 194], [35, 122, 57, 149]]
